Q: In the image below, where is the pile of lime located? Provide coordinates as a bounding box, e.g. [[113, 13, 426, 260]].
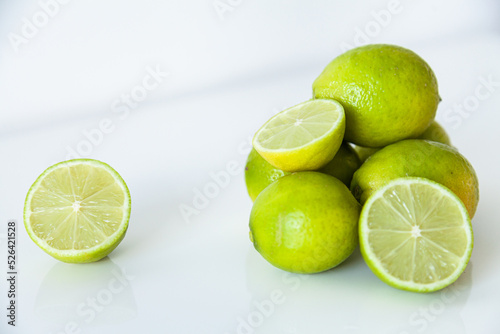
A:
[[245, 44, 479, 293]]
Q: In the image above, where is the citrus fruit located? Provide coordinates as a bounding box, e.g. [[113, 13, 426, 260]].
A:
[[359, 177, 473, 293], [352, 145, 380, 163], [313, 44, 439, 147], [351, 140, 479, 218], [253, 99, 345, 172], [418, 120, 451, 146], [353, 121, 451, 162], [245, 143, 360, 201], [318, 142, 361, 186], [249, 172, 361, 274], [244, 148, 290, 201], [24, 159, 131, 263]]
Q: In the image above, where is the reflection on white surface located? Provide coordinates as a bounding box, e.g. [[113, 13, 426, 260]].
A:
[[244, 246, 472, 334], [35, 258, 137, 332]]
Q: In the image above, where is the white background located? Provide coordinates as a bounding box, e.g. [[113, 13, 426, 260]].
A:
[[1, 0, 499, 333]]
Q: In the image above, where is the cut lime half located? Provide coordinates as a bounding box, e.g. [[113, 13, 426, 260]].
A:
[[359, 177, 473, 293], [24, 159, 131, 263], [253, 99, 345, 172]]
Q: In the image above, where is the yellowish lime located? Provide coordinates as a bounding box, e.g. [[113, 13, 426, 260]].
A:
[[351, 139, 479, 218]]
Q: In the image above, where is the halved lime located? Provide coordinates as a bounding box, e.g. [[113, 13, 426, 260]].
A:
[[252, 99, 345, 172], [359, 177, 473, 293], [24, 159, 131, 263]]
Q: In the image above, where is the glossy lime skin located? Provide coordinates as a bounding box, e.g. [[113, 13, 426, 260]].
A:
[[350, 140, 479, 218], [249, 172, 361, 274], [313, 44, 439, 147]]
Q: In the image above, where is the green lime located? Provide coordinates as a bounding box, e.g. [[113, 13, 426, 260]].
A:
[[418, 120, 451, 145], [352, 145, 380, 164], [249, 172, 361, 274], [351, 139, 479, 218], [253, 99, 345, 172], [359, 177, 473, 293], [353, 121, 451, 163], [313, 44, 439, 147], [318, 142, 361, 185], [245, 143, 360, 201], [24, 159, 131, 263], [245, 148, 290, 201]]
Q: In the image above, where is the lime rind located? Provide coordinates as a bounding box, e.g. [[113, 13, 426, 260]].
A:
[[24, 159, 131, 263], [359, 177, 473, 293]]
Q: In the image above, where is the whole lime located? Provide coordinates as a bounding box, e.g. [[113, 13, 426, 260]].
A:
[[319, 142, 361, 185], [350, 139, 479, 218], [313, 44, 439, 147], [353, 121, 451, 163], [249, 172, 361, 274], [245, 143, 360, 201], [245, 148, 290, 201], [418, 120, 451, 145], [352, 145, 380, 164]]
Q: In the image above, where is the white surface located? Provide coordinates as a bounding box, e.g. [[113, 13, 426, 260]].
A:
[[1, 1, 500, 333]]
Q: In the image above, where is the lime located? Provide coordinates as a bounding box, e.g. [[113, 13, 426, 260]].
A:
[[418, 120, 451, 146], [359, 177, 473, 293], [353, 121, 451, 162], [313, 44, 439, 147], [245, 143, 360, 201], [24, 159, 131, 263], [318, 142, 361, 185], [245, 148, 290, 201], [351, 139, 479, 218], [253, 99, 345, 172], [352, 145, 380, 164], [249, 172, 361, 274]]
